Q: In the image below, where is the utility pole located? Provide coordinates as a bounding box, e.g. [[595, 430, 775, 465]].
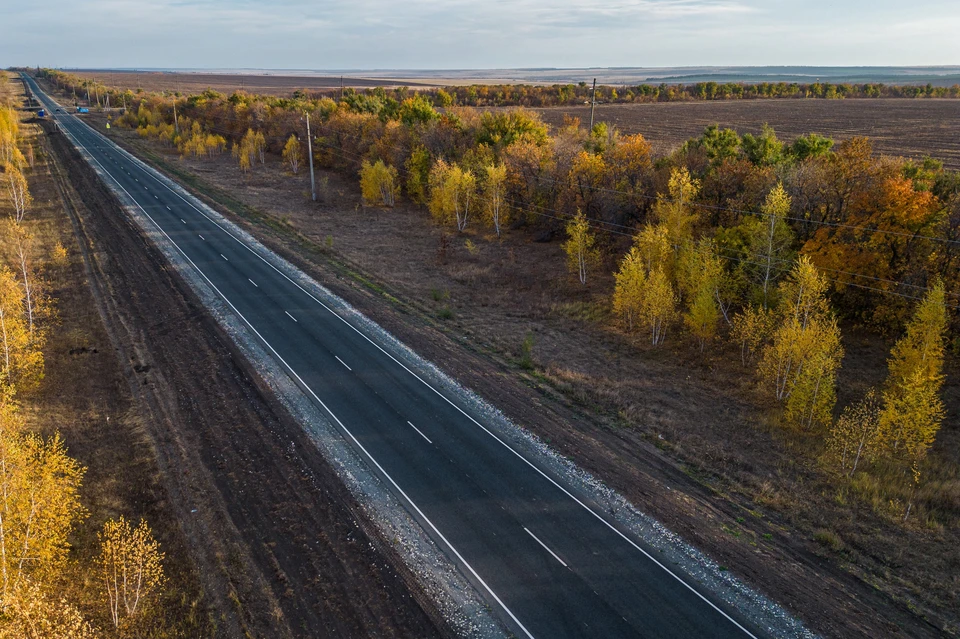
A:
[[340, 76, 343, 102], [173, 99, 179, 135], [305, 111, 316, 201], [589, 78, 597, 132]]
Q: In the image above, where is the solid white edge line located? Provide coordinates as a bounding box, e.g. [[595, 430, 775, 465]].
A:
[[407, 421, 432, 444], [58, 130, 536, 639], [50, 81, 757, 639], [334, 355, 352, 371], [524, 527, 567, 568], [285, 310, 298, 323]]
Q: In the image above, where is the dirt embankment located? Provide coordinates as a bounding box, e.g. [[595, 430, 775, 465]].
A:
[[78, 115, 960, 639], [42, 120, 451, 638]]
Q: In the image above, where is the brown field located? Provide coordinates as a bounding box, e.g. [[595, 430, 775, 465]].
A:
[[71, 69, 960, 169], [68, 70, 435, 95], [534, 99, 960, 169]]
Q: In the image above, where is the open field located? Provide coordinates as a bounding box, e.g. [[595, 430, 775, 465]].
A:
[[66, 66, 960, 89], [67, 70, 437, 95], [534, 99, 960, 168]]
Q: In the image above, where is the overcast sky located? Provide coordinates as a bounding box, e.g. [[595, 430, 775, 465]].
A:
[[3, 0, 959, 70]]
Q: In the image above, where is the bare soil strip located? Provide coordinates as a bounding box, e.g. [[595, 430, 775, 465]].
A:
[[42, 119, 451, 639]]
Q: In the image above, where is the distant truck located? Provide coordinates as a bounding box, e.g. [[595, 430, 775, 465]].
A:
[[37, 109, 45, 118], [77, 107, 89, 114]]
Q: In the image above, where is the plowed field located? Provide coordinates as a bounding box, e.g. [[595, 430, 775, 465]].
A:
[[535, 99, 960, 168]]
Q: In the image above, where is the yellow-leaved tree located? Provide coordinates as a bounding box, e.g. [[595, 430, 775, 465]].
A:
[[876, 282, 947, 519], [4, 164, 30, 224], [640, 267, 677, 346], [482, 163, 508, 237], [0, 267, 43, 392], [359, 159, 399, 207], [825, 389, 883, 477], [758, 256, 843, 430], [282, 135, 302, 174], [563, 209, 599, 285], [0, 429, 86, 597], [750, 183, 795, 309], [612, 247, 646, 331], [653, 167, 700, 250], [0, 579, 99, 639], [429, 160, 476, 231], [633, 224, 672, 278], [98, 516, 165, 632], [730, 305, 774, 366], [678, 240, 725, 351]]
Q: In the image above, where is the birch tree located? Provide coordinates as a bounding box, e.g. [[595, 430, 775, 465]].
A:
[[756, 183, 794, 308], [482, 163, 508, 237], [359, 159, 399, 207], [652, 167, 700, 248], [282, 135, 302, 174], [563, 209, 598, 285], [98, 516, 165, 631], [639, 267, 677, 346], [758, 257, 842, 429], [612, 247, 646, 330], [877, 282, 948, 499], [428, 160, 476, 231], [1, 579, 99, 639], [0, 431, 85, 598], [15, 235, 34, 336], [825, 389, 882, 477], [678, 241, 725, 351], [731, 305, 774, 365], [4, 165, 30, 224]]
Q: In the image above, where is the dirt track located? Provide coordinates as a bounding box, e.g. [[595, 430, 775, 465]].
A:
[[43, 120, 450, 638]]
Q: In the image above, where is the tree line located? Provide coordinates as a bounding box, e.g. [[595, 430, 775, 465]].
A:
[[1, 77, 166, 638], [37, 68, 959, 525]]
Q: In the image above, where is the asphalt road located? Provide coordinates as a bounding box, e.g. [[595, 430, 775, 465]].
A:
[[25, 74, 769, 639]]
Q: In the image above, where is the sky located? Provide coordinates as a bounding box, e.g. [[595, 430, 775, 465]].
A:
[[3, 0, 959, 70]]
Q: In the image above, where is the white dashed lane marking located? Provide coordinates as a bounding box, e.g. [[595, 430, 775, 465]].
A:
[[407, 421, 432, 444], [524, 528, 568, 568]]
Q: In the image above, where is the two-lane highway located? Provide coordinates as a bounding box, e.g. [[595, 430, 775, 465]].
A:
[[26, 73, 771, 639]]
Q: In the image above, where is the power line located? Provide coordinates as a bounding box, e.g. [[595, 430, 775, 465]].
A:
[[306, 136, 960, 310], [105, 102, 960, 308]]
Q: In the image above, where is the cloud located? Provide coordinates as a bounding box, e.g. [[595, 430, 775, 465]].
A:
[[1, 0, 958, 69]]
